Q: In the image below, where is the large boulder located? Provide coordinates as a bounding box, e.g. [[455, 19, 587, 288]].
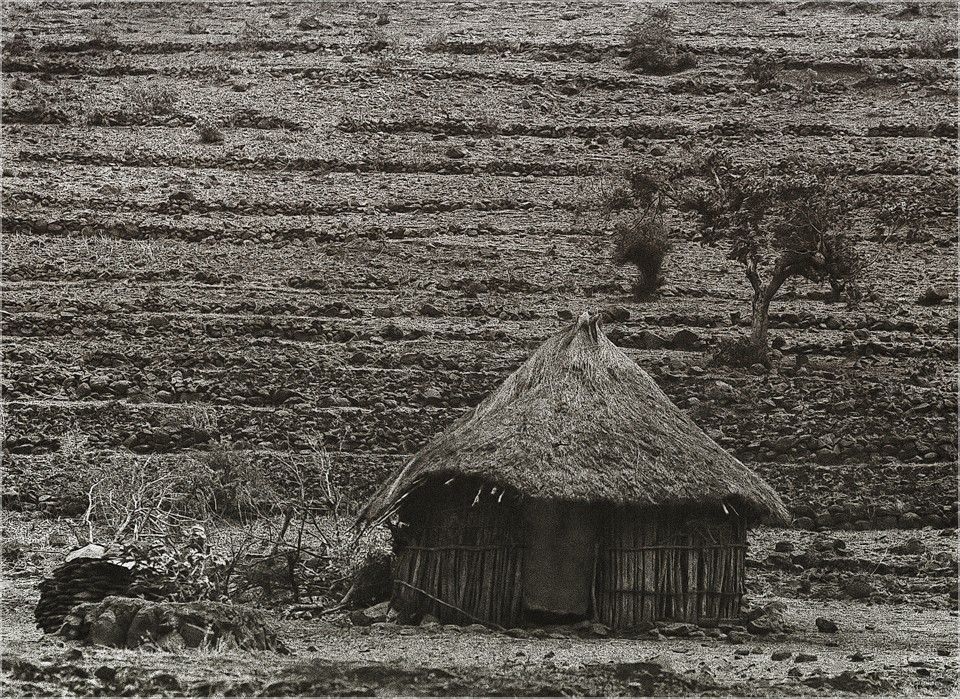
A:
[[59, 596, 287, 653]]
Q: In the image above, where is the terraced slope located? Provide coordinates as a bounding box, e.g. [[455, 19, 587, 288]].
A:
[[2, 0, 957, 527]]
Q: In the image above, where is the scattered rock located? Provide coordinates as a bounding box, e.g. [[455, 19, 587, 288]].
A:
[[844, 579, 875, 600], [795, 653, 818, 663], [65, 544, 106, 562], [350, 601, 391, 627], [726, 630, 748, 644], [422, 387, 443, 406], [745, 601, 787, 635], [298, 14, 322, 29], [419, 614, 441, 629], [917, 286, 950, 306], [504, 628, 531, 639], [774, 541, 795, 553], [875, 515, 899, 529], [815, 617, 839, 633], [670, 328, 700, 350], [890, 537, 926, 555], [898, 512, 923, 529], [94, 665, 117, 682], [587, 622, 610, 637], [658, 622, 696, 637], [601, 306, 630, 323], [419, 303, 444, 317], [60, 596, 286, 652], [771, 650, 792, 661], [637, 330, 668, 350]]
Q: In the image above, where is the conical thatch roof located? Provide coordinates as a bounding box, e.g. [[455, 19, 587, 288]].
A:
[[362, 312, 789, 525]]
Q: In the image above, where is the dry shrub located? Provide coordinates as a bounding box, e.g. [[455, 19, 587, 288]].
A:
[[744, 54, 781, 89], [908, 23, 954, 57], [226, 446, 391, 608], [612, 214, 672, 297], [75, 456, 230, 601], [195, 117, 225, 144], [624, 7, 697, 75], [364, 26, 394, 52], [123, 83, 178, 116], [199, 446, 277, 521], [423, 31, 448, 51], [597, 179, 636, 215], [711, 336, 770, 369], [2, 32, 32, 55]]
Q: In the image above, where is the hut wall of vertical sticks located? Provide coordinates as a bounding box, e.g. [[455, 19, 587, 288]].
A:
[[362, 312, 789, 629], [595, 505, 746, 628], [390, 478, 526, 627]]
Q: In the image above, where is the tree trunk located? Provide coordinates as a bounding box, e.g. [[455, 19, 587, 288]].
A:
[[747, 261, 794, 354]]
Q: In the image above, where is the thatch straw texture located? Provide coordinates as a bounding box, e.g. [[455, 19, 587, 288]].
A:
[[363, 312, 789, 525]]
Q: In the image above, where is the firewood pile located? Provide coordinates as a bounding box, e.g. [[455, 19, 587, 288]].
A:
[[35, 544, 134, 633]]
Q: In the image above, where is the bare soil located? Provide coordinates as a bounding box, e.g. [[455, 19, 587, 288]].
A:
[[1, 0, 958, 696]]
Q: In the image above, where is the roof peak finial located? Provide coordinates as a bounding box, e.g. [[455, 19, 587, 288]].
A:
[[575, 311, 603, 343]]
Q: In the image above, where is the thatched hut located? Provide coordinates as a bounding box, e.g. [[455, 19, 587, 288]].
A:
[[361, 312, 789, 629]]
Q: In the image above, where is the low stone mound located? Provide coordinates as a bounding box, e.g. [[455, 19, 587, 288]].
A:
[[59, 596, 288, 653]]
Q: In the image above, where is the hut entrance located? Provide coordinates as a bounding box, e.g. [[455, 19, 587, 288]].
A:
[[522, 500, 599, 623]]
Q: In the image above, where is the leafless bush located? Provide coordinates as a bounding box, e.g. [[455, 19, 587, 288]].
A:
[[198, 445, 277, 522], [909, 23, 954, 57], [225, 446, 388, 608], [596, 177, 636, 216], [195, 117, 225, 144], [85, 23, 119, 48], [624, 6, 697, 75], [123, 83, 178, 116], [612, 213, 672, 298], [2, 32, 33, 55], [711, 336, 770, 369], [744, 53, 781, 89], [423, 31, 448, 51], [79, 456, 215, 542]]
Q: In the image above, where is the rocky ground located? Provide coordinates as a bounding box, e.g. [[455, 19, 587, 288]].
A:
[[1, 0, 958, 696], [2, 516, 957, 696]]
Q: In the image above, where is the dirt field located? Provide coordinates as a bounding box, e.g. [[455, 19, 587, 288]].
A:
[[1, 0, 958, 696]]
